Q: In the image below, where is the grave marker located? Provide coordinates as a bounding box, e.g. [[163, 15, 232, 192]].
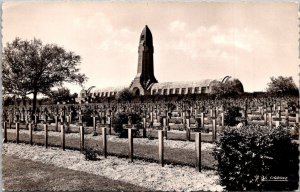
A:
[[61, 124, 65, 150], [80, 124, 84, 152], [186, 118, 190, 141], [212, 118, 216, 142], [3, 121, 7, 143], [158, 130, 164, 167], [142, 117, 147, 138], [268, 112, 272, 128], [163, 117, 168, 139], [29, 123, 33, 145], [150, 111, 154, 124], [128, 128, 134, 162], [200, 112, 204, 128], [78, 109, 83, 124], [264, 113, 267, 126], [128, 115, 132, 126], [55, 115, 58, 132], [285, 109, 289, 126], [34, 113, 39, 126], [221, 112, 224, 131], [102, 127, 107, 158], [44, 123, 48, 148], [91, 111, 98, 136], [16, 122, 19, 144], [195, 132, 201, 172]]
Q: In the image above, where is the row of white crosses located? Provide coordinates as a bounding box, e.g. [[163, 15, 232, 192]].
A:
[[120, 113, 203, 171], [111, 101, 295, 130], [4, 97, 299, 131], [7, 95, 298, 113]]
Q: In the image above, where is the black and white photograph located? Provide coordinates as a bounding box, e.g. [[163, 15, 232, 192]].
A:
[[2, 0, 299, 191]]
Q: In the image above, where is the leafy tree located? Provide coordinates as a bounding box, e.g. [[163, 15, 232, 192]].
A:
[[3, 38, 87, 114], [115, 88, 134, 102], [211, 79, 244, 97], [266, 76, 298, 95], [47, 87, 73, 104]]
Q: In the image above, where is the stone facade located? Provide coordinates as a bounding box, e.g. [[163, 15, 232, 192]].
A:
[[129, 25, 158, 96], [78, 25, 244, 101]]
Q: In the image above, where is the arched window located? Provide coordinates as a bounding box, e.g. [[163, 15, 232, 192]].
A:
[[158, 89, 162, 95], [181, 88, 186, 94], [163, 89, 168, 95]]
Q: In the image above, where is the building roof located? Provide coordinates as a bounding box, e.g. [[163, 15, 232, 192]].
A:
[[140, 25, 153, 46], [91, 86, 126, 93], [151, 79, 216, 90]]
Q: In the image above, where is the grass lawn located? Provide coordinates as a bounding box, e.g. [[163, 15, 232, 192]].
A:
[[3, 155, 148, 191], [9, 123, 216, 142], [6, 127, 217, 170]]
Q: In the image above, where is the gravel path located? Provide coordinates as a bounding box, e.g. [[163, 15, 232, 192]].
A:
[[3, 143, 223, 191], [7, 129, 215, 151]]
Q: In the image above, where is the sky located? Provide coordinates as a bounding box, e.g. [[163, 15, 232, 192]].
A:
[[3, 1, 299, 95]]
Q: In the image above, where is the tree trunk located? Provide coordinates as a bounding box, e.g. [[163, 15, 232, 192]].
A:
[[32, 90, 38, 117]]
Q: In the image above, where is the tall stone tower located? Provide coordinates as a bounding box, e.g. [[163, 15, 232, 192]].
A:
[[130, 25, 158, 95]]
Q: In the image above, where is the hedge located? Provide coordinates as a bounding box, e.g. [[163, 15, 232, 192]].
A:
[[214, 125, 299, 191]]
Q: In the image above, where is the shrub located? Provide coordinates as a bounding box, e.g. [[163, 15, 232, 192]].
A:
[[112, 112, 142, 138], [214, 125, 299, 191], [224, 106, 241, 126], [83, 147, 98, 161]]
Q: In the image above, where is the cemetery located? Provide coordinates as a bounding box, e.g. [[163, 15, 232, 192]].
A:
[[3, 30, 299, 190], [3, 3, 299, 191], [2, 93, 299, 191]]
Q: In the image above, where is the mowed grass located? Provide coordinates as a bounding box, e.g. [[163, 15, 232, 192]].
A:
[[6, 132, 217, 170], [3, 155, 148, 191], [6, 124, 217, 170], [9, 123, 216, 142]]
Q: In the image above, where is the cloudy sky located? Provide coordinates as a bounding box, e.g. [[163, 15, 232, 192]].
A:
[[3, 1, 299, 94]]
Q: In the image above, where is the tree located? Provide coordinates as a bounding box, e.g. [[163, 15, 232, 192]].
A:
[[3, 37, 87, 114], [115, 88, 134, 102], [47, 87, 73, 104], [266, 76, 298, 95], [211, 78, 244, 97]]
